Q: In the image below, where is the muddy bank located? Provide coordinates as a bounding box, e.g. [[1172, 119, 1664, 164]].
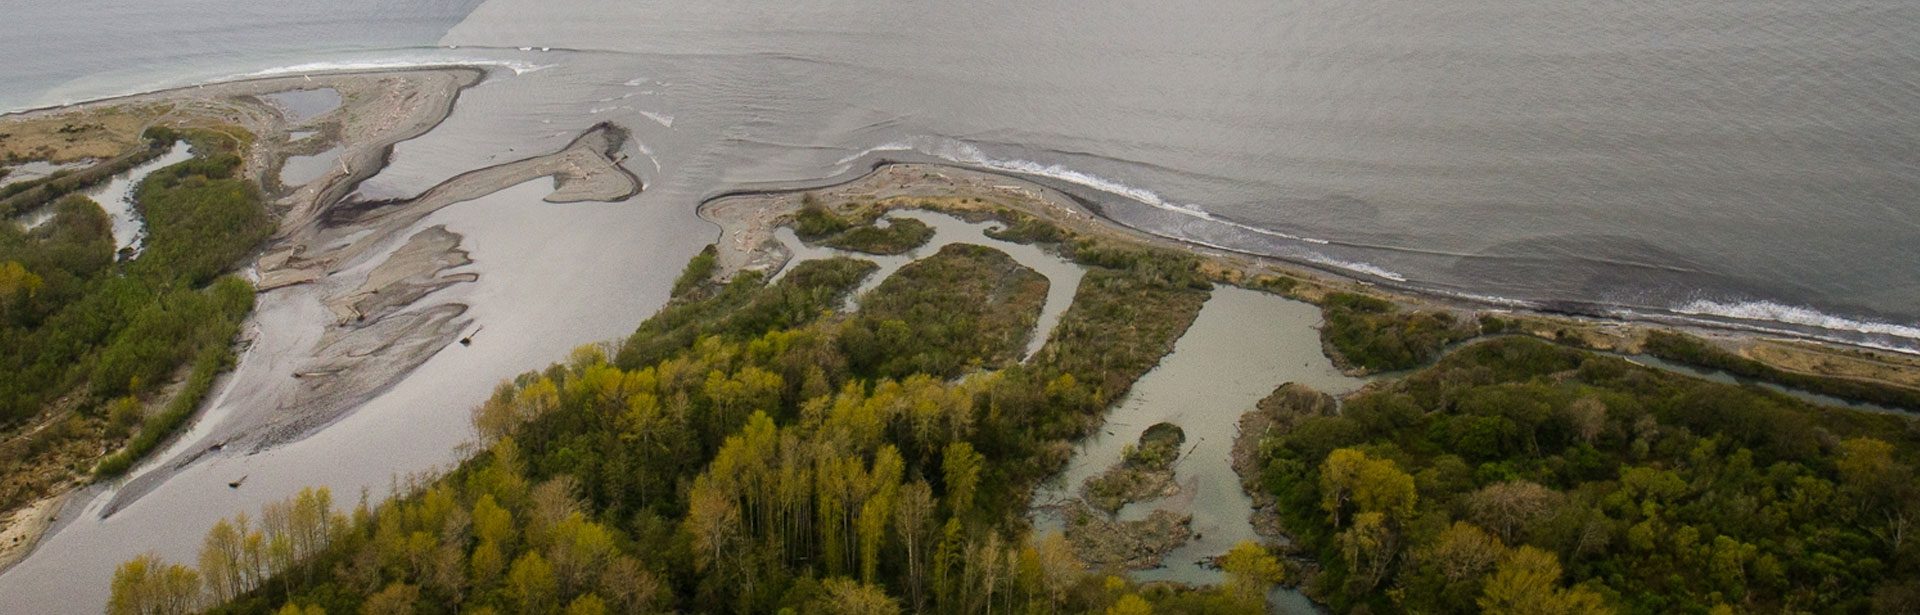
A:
[[0, 493, 66, 573], [1, 68, 483, 204], [0, 67, 488, 564], [1060, 500, 1194, 571], [101, 122, 641, 517], [4, 65, 642, 528], [1231, 383, 1339, 543], [1083, 423, 1186, 514]]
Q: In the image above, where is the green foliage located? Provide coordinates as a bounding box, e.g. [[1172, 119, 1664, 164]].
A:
[[94, 294, 246, 476], [981, 209, 1067, 246], [1644, 330, 1920, 411], [840, 244, 1047, 379], [1320, 292, 1473, 372], [670, 244, 719, 299], [128, 153, 271, 285], [1063, 239, 1209, 291], [1262, 336, 1920, 613], [792, 201, 865, 241], [0, 139, 264, 481], [1033, 268, 1208, 411], [821, 217, 935, 256], [614, 257, 876, 370], [0, 130, 179, 218], [169, 234, 1247, 613]]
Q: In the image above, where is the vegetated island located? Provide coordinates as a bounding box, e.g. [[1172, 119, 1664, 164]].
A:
[[95, 157, 1920, 614]]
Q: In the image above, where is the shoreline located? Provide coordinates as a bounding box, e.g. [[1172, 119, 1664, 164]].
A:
[[0, 492, 68, 573], [4, 62, 1917, 603], [0, 64, 502, 120], [700, 158, 1920, 359], [0, 65, 495, 575], [697, 161, 1920, 406]]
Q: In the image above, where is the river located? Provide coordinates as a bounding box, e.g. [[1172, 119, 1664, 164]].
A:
[[4, 0, 1919, 609]]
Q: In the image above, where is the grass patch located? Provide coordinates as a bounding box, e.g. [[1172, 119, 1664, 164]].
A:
[[840, 243, 1048, 379], [818, 216, 934, 255], [0, 127, 178, 218]]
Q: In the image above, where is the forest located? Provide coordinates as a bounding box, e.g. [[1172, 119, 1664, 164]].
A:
[[110, 230, 1292, 614], [1258, 336, 1920, 613], [99, 201, 1920, 614], [1316, 292, 1474, 373], [0, 126, 269, 508]]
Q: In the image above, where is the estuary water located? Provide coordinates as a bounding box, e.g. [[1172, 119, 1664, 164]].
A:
[[4, 0, 1920, 609], [5, 0, 1918, 350]]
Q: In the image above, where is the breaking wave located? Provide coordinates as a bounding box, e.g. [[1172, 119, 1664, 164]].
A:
[[830, 137, 1400, 280], [637, 109, 674, 128], [1674, 299, 1920, 342], [847, 136, 1331, 246]]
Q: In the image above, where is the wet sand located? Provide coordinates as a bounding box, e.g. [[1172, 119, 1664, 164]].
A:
[[0, 494, 66, 573], [0, 66, 486, 569], [0, 62, 684, 606]]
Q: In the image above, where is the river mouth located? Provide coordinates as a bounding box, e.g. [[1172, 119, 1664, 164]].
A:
[[1028, 286, 1363, 609]]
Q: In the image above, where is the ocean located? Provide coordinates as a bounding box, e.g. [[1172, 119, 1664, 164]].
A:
[[3, 0, 1918, 608], [7, 0, 1917, 349]]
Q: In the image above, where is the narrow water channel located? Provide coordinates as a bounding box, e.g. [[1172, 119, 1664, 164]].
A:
[[78, 140, 193, 257], [1031, 287, 1365, 612], [774, 209, 1083, 360]]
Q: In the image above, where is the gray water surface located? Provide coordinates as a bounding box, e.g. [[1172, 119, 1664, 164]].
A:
[[260, 88, 342, 124], [4, 1, 1917, 349], [279, 146, 342, 187], [80, 141, 193, 257], [6, 0, 1920, 609], [1034, 288, 1363, 585]]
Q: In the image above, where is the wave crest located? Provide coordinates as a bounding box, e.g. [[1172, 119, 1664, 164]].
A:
[[1674, 299, 1920, 341]]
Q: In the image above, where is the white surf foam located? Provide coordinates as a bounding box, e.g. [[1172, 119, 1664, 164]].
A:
[[833, 141, 914, 166], [1675, 299, 1920, 342], [827, 136, 1394, 280], [1307, 255, 1407, 282], [1171, 235, 1406, 282], [900, 137, 1331, 245], [637, 110, 674, 128]]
